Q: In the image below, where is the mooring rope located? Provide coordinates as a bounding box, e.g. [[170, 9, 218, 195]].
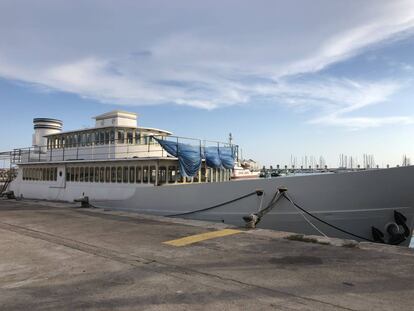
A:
[[281, 192, 374, 242], [168, 190, 262, 217]]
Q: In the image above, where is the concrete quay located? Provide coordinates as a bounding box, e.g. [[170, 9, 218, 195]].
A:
[[0, 199, 413, 310]]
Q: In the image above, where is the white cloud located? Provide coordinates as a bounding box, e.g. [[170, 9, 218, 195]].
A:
[[1, 1, 414, 126], [309, 115, 414, 129]]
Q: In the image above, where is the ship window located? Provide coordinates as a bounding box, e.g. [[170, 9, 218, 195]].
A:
[[105, 130, 110, 145], [129, 167, 135, 183], [90, 132, 95, 145], [94, 167, 99, 182], [74, 167, 79, 182], [136, 166, 141, 183], [193, 170, 199, 183], [81, 133, 86, 146], [127, 130, 133, 144], [69, 167, 74, 182], [105, 167, 110, 182], [135, 130, 141, 144], [143, 135, 148, 145], [73, 134, 78, 147], [111, 167, 116, 183], [89, 167, 94, 182], [80, 167, 84, 182], [110, 129, 115, 144], [201, 167, 206, 182], [99, 131, 105, 145], [117, 130, 125, 144], [123, 167, 128, 183], [117, 167, 122, 183], [84, 167, 89, 181], [79, 167, 85, 182], [66, 168, 70, 181], [42, 168, 46, 181], [99, 167, 104, 182], [143, 166, 148, 183], [176, 169, 183, 183], [150, 166, 156, 184], [168, 166, 176, 183], [158, 166, 166, 185]]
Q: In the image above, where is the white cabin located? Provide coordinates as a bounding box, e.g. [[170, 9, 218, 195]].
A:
[[9, 110, 235, 201]]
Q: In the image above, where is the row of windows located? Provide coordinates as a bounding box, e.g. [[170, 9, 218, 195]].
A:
[[22, 167, 58, 181], [47, 128, 159, 149], [65, 165, 231, 184], [21, 165, 231, 184]]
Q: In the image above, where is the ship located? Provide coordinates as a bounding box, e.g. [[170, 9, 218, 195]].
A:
[[3, 110, 414, 246]]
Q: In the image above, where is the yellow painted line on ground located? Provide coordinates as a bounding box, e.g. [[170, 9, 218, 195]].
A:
[[163, 229, 242, 247]]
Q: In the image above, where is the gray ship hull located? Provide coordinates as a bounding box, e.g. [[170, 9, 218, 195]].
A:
[[93, 166, 414, 246]]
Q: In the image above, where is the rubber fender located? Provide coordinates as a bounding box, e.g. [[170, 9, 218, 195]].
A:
[[394, 211, 410, 238], [372, 226, 385, 243], [388, 233, 406, 245]]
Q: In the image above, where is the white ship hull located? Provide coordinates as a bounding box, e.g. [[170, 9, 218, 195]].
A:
[[11, 166, 414, 246]]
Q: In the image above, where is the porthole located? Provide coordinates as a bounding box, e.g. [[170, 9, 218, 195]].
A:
[[59, 171, 62, 177]]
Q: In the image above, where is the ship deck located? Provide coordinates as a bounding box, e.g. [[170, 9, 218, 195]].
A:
[[1, 198, 413, 310]]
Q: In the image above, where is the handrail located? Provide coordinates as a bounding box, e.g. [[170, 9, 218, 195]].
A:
[[0, 134, 238, 165]]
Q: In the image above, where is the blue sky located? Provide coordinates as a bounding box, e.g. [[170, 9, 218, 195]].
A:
[[1, 0, 414, 167]]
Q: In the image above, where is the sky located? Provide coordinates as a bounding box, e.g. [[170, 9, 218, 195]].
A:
[[1, 0, 414, 167]]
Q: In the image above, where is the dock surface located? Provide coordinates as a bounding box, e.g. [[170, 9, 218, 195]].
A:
[[0, 199, 413, 310]]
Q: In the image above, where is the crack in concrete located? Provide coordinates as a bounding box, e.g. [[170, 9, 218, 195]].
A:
[[0, 220, 356, 310]]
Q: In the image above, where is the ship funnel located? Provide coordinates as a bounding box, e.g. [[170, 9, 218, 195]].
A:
[[32, 118, 63, 147]]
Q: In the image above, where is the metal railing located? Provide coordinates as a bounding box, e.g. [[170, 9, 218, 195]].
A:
[[2, 135, 238, 164]]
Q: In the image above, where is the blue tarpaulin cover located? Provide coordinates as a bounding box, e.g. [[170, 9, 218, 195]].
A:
[[204, 146, 222, 168], [154, 137, 235, 177], [219, 147, 236, 169], [154, 138, 202, 177]]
